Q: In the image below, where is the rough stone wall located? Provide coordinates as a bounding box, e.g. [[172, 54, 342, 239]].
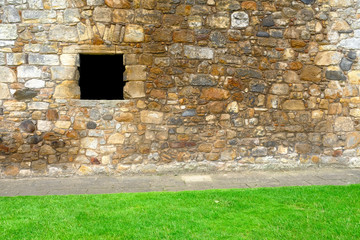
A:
[[0, 0, 360, 177]]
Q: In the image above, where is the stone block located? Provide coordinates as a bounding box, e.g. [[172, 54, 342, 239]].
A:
[[334, 117, 354, 132], [208, 13, 230, 29], [125, 65, 147, 81], [51, 66, 77, 80], [115, 112, 134, 122], [17, 66, 42, 78], [300, 65, 322, 82], [49, 25, 79, 42], [190, 74, 217, 86], [14, 89, 37, 100], [0, 83, 11, 99], [314, 51, 342, 66], [39, 145, 56, 155], [173, 30, 195, 43], [135, 9, 162, 26], [200, 88, 230, 100], [113, 9, 134, 23], [6, 53, 26, 66], [105, 0, 130, 8], [25, 79, 45, 89], [184, 45, 214, 59], [87, 0, 104, 5], [64, 9, 80, 23], [108, 133, 125, 144], [81, 137, 98, 149], [93, 7, 112, 22], [54, 81, 80, 99], [4, 6, 21, 23], [270, 83, 289, 95], [0, 24, 17, 40], [22, 10, 56, 24], [123, 24, 144, 42], [28, 102, 49, 110], [231, 11, 249, 28], [345, 132, 360, 149], [28, 0, 44, 9], [0, 66, 16, 82], [3, 101, 27, 111], [140, 110, 164, 124], [51, 0, 67, 9], [348, 71, 360, 84], [282, 100, 305, 111], [28, 54, 59, 65]]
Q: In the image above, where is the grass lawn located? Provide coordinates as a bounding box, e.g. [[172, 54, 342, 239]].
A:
[[0, 184, 359, 239]]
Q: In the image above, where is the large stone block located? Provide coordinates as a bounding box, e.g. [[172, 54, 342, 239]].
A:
[[123, 24, 144, 42], [348, 71, 360, 84], [300, 65, 322, 82], [113, 9, 134, 23], [270, 83, 289, 95], [125, 65, 147, 81], [184, 46, 214, 59], [17, 66, 42, 78], [200, 88, 230, 100], [93, 7, 112, 22], [314, 51, 342, 66], [0, 24, 17, 40], [134, 9, 162, 26], [54, 81, 80, 99], [105, 0, 131, 8], [25, 79, 45, 88], [28, 54, 60, 65], [22, 10, 56, 23], [51, 66, 77, 80], [123, 81, 145, 98], [334, 117, 354, 132], [140, 110, 164, 124], [0, 66, 16, 82], [282, 100, 305, 110], [49, 25, 79, 42], [190, 74, 217, 86], [4, 6, 21, 23], [0, 83, 11, 99]]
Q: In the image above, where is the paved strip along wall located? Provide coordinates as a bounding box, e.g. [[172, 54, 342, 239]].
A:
[[0, 0, 360, 177]]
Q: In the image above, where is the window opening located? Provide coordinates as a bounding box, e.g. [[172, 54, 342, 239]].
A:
[[78, 54, 126, 100]]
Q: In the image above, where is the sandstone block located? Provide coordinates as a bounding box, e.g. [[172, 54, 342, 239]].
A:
[[345, 132, 360, 149], [231, 11, 249, 29], [200, 88, 230, 100], [314, 51, 342, 66], [49, 25, 79, 42], [348, 71, 360, 84], [208, 13, 230, 29], [115, 112, 134, 122], [140, 110, 164, 124], [22, 10, 56, 23], [54, 81, 80, 99], [64, 9, 80, 23], [113, 9, 134, 23], [284, 70, 300, 83], [51, 66, 77, 80], [0, 24, 17, 40], [108, 133, 125, 144], [39, 145, 56, 155], [124, 81, 145, 98], [0, 66, 16, 83], [55, 121, 71, 129], [125, 65, 147, 81], [334, 117, 354, 132], [242, 1, 257, 10], [3, 101, 26, 111], [134, 9, 162, 26], [350, 109, 360, 118], [173, 30, 195, 43], [81, 137, 98, 149], [93, 7, 112, 22], [0, 83, 11, 99], [300, 65, 322, 82], [124, 24, 145, 42], [105, 0, 131, 8], [270, 83, 289, 95], [4, 165, 19, 176], [28, 54, 59, 65], [282, 100, 305, 111]]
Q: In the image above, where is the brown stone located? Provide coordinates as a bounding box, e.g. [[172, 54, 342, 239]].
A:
[[66, 130, 78, 139], [198, 143, 212, 152], [105, 0, 131, 8], [282, 100, 305, 111], [290, 40, 307, 48], [4, 165, 19, 176], [345, 132, 360, 149], [32, 160, 47, 172], [173, 30, 195, 43], [113, 9, 134, 23], [169, 141, 196, 148], [241, 1, 257, 10], [200, 88, 230, 101], [295, 143, 311, 154], [115, 113, 134, 122], [208, 101, 226, 114], [46, 109, 59, 121], [150, 89, 166, 99], [289, 62, 303, 70], [153, 28, 172, 42], [300, 65, 322, 82]]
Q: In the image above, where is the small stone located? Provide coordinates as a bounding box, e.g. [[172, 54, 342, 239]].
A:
[[182, 109, 196, 117], [208, 13, 230, 29], [87, 121, 97, 129], [261, 15, 275, 27], [20, 120, 36, 133], [345, 132, 360, 149], [348, 71, 360, 84], [0, 83, 11, 99], [81, 137, 98, 149], [252, 146, 267, 157], [103, 114, 113, 120], [270, 84, 289, 95], [39, 145, 56, 155], [184, 46, 214, 59], [301, 0, 315, 4], [210, 31, 227, 47], [105, 0, 131, 8], [46, 109, 59, 121], [339, 58, 353, 71], [190, 74, 217, 86], [348, 51, 357, 60]]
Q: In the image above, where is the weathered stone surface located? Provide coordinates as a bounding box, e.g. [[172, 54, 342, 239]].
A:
[[270, 84, 289, 95], [54, 81, 80, 99], [184, 46, 214, 59], [51, 66, 77, 80], [0, 67, 16, 83], [105, 0, 130, 8], [200, 88, 230, 100], [115, 113, 134, 122], [81, 137, 98, 149], [93, 7, 112, 22], [334, 117, 354, 132], [49, 25, 79, 42], [208, 13, 230, 29], [300, 65, 322, 82], [339, 58, 353, 71], [295, 143, 311, 154], [28, 54, 59, 65], [261, 15, 275, 27], [314, 51, 342, 66], [125, 65, 146, 81], [4, 165, 19, 176], [140, 111, 164, 124], [325, 71, 346, 81], [124, 81, 145, 98], [14, 89, 37, 100], [39, 145, 56, 155], [345, 132, 360, 149], [190, 74, 217, 86], [282, 100, 305, 111], [124, 24, 144, 42], [0, 83, 11, 99], [210, 31, 227, 47], [25, 79, 45, 89], [348, 71, 360, 84], [0, 24, 17, 40], [108, 133, 125, 144], [17, 66, 42, 78], [231, 11, 249, 28], [113, 9, 134, 23]]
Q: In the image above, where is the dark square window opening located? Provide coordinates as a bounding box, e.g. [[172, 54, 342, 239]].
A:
[[78, 54, 126, 100]]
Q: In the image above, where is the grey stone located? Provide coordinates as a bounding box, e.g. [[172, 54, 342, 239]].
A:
[[190, 74, 217, 86], [261, 16, 275, 27], [297, 9, 314, 21], [25, 79, 45, 88], [184, 46, 214, 59], [339, 38, 360, 49], [325, 71, 346, 81], [64, 9, 80, 23], [0, 53, 5, 65], [51, 0, 67, 9], [103, 114, 113, 120], [87, 0, 104, 5], [301, 0, 315, 4], [14, 89, 38, 100], [339, 58, 353, 71], [252, 146, 267, 157], [236, 69, 262, 79], [27, 135, 43, 144], [270, 31, 283, 38], [87, 122, 97, 129], [93, 7, 112, 22], [256, 31, 270, 38], [251, 83, 266, 93], [0, 24, 17, 40], [90, 109, 101, 121], [348, 51, 357, 60], [210, 31, 227, 47], [20, 120, 36, 133], [28, 54, 60, 65], [4, 6, 21, 23], [182, 110, 196, 117], [22, 10, 56, 23], [28, 0, 44, 9]]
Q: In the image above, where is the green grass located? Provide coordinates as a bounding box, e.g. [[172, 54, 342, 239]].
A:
[[0, 185, 359, 240]]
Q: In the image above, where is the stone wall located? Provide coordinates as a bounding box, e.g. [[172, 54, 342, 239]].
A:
[[1, 0, 360, 177]]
